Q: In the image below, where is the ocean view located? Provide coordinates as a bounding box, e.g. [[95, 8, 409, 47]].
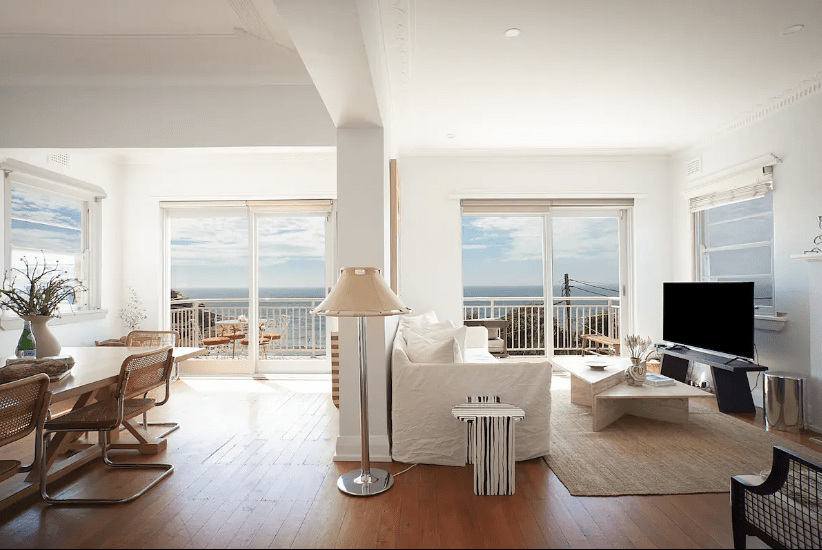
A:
[[173, 284, 619, 303]]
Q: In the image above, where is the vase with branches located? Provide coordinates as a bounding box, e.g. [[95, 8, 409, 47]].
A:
[[624, 334, 653, 386], [119, 287, 147, 332], [0, 255, 85, 358]]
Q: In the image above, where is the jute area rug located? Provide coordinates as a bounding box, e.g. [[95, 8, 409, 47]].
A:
[[545, 388, 822, 497]]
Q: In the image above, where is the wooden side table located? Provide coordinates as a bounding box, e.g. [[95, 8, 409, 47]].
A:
[[452, 400, 525, 495]]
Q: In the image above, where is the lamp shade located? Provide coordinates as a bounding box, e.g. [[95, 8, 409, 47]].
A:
[[312, 267, 410, 317]]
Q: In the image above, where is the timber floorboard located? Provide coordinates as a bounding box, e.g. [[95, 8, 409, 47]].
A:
[[1, 376, 817, 549]]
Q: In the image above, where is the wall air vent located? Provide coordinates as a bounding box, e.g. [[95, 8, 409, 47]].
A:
[[48, 153, 70, 167], [686, 157, 702, 178]]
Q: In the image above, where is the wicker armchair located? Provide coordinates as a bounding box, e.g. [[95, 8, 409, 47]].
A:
[[40, 347, 175, 505], [731, 445, 821, 549], [0, 374, 51, 483]]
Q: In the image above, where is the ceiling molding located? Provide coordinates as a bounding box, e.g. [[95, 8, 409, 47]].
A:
[[0, 32, 239, 40], [402, 147, 673, 159], [226, 0, 275, 42], [691, 71, 822, 150]]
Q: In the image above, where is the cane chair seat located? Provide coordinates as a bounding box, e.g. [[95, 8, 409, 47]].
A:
[[40, 347, 175, 505], [202, 336, 231, 346], [45, 399, 155, 432], [0, 374, 51, 483], [125, 330, 180, 348]]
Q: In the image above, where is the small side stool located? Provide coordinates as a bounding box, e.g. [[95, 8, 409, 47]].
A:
[[452, 398, 524, 495]]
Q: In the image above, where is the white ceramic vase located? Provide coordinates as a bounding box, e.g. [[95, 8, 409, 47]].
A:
[[22, 315, 61, 358]]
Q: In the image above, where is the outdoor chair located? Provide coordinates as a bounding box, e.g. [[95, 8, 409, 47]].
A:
[[731, 445, 821, 549], [125, 330, 181, 438], [241, 321, 275, 359], [263, 316, 289, 358], [40, 347, 175, 505], [0, 374, 51, 483]]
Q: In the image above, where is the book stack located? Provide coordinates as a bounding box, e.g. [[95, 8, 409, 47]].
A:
[[645, 373, 676, 387]]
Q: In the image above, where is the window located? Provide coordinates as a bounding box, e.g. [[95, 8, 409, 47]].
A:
[[693, 175, 776, 315], [2, 159, 106, 317]]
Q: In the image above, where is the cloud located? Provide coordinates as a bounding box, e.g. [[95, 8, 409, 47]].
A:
[[462, 244, 487, 250], [551, 218, 619, 261], [11, 189, 82, 229], [170, 216, 326, 269], [465, 217, 543, 261]]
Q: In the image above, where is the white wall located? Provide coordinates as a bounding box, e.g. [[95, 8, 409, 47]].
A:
[[672, 92, 822, 432], [398, 153, 674, 342], [0, 149, 125, 351], [119, 149, 337, 330], [0, 85, 335, 148]]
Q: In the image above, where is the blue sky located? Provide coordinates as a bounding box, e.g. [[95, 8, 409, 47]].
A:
[[462, 216, 620, 295], [170, 216, 326, 290]]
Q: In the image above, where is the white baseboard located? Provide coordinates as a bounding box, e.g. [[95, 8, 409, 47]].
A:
[[334, 435, 392, 463]]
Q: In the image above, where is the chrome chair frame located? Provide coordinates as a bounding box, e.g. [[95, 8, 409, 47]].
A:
[[0, 374, 51, 483], [39, 347, 175, 505], [125, 330, 181, 438]]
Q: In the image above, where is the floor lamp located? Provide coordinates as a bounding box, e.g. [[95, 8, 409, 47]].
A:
[[312, 267, 410, 496]]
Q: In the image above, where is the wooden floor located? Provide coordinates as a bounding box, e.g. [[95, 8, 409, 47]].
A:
[[0, 375, 819, 549]]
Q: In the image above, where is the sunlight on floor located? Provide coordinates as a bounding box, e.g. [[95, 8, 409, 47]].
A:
[[180, 378, 331, 394]]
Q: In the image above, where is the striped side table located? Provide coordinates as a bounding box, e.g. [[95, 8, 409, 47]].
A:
[[452, 400, 525, 496]]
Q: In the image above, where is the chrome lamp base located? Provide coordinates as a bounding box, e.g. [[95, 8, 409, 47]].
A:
[[337, 468, 394, 496]]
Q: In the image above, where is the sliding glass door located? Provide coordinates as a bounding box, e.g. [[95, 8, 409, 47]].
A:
[[166, 203, 333, 375], [462, 208, 632, 357]]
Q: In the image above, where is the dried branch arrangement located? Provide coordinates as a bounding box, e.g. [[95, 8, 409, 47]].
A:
[[0, 255, 85, 317], [624, 334, 653, 360]]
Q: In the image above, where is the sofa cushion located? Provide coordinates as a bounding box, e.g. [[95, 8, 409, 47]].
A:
[[398, 310, 439, 330], [402, 324, 467, 355], [405, 336, 461, 364]]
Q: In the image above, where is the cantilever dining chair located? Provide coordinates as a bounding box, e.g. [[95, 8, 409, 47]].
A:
[[125, 330, 181, 438], [0, 374, 51, 484], [40, 347, 175, 505]]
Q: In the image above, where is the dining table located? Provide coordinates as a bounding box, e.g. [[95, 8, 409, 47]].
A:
[[0, 345, 206, 511]]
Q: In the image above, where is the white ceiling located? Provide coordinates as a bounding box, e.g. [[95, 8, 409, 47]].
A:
[[390, 0, 822, 152], [1, 0, 821, 153], [0, 0, 311, 86]]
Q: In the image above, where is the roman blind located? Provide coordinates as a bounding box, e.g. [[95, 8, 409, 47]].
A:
[[160, 199, 333, 213], [460, 198, 634, 215], [685, 154, 781, 213], [688, 167, 774, 213]]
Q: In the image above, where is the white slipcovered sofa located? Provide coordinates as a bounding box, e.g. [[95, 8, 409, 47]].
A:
[[391, 319, 552, 466]]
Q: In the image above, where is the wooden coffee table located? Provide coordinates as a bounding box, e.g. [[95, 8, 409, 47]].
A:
[[550, 355, 707, 431]]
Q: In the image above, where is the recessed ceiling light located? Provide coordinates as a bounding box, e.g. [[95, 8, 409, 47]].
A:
[[782, 24, 804, 35], [504, 28, 521, 38], [446, 133, 456, 139]]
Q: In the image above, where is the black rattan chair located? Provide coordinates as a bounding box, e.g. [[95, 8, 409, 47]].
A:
[[731, 445, 821, 549]]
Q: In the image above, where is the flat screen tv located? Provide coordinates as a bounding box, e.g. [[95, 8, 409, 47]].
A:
[[663, 282, 755, 360]]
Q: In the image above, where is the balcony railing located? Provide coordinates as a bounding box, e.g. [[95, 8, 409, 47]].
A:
[[170, 298, 326, 358], [463, 296, 620, 355]]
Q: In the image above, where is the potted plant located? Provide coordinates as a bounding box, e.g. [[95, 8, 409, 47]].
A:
[[624, 334, 653, 386], [0, 255, 85, 358]]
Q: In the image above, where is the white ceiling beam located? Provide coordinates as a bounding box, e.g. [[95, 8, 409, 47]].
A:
[[273, 0, 383, 128]]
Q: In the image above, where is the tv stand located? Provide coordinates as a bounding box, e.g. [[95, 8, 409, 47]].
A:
[[655, 346, 768, 414]]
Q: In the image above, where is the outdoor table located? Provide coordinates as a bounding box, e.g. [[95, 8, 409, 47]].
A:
[[0, 345, 205, 511]]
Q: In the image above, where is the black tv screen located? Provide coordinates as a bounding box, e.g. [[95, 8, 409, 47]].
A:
[[663, 282, 755, 360]]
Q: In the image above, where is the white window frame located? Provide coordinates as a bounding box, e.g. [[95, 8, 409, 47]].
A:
[[0, 159, 107, 328], [693, 195, 776, 316], [686, 154, 781, 318], [460, 198, 635, 357]]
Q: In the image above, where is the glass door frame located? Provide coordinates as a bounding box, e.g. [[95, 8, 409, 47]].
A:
[[249, 208, 335, 375], [162, 203, 335, 375], [461, 207, 634, 357]]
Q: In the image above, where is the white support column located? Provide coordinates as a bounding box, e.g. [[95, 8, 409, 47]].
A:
[[334, 127, 391, 462]]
